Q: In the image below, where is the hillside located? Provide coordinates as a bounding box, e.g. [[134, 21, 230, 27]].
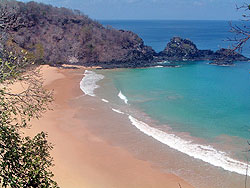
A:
[[0, 1, 248, 68], [0, 0, 156, 68]]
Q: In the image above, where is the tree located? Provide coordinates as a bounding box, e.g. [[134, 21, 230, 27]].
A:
[[0, 129, 57, 188], [0, 46, 58, 188], [0, 8, 58, 187], [229, 3, 250, 52]]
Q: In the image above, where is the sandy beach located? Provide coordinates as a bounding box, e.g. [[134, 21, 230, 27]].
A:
[[3, 1, 250, 187], [21, 65, 195, 188]]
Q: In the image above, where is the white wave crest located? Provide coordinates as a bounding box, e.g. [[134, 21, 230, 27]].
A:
[[80, 70, 104, 97], [154, 65, 164, 68], [128, 115, 249, 176], [118, 91, 128, 104], [157, 60, 169, 64], [102, 99, 109, 103], [112, 108, 125, 114]]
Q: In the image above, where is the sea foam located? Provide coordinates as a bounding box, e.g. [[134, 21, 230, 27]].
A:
[[118, 91, 128, 104], [102, 99, 109, 103], [80, 70, 249, 176], [112, 108, 125, 114], [128, 115, 249, 176], [157, 60, 170, 64], [80, 70, 104, 97]]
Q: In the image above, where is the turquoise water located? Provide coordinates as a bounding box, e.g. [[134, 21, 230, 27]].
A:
[[85, 21, 250, 179], [100, 62, 250, 141], [98, 20, 250, 142]]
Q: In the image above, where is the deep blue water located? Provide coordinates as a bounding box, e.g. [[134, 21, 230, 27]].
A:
[[100, 20, 250, 56]]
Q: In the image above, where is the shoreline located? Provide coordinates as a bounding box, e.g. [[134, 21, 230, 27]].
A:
[[81, 68, 249, 188], [90, 68, 249, 175], [25, 65, 194, 188]]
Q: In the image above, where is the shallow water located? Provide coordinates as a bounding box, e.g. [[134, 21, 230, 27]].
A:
[[79, 68, 250, 187], [80, 20, 250, 187]]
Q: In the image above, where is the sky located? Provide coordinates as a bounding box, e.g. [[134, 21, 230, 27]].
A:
[[20, 0, 246, 20]]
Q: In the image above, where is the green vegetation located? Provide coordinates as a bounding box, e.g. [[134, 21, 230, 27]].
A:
[[0, 27, 58, 188]]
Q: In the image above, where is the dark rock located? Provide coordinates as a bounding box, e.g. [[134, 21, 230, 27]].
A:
[[158, 37, 249, 65], [211, 48, 249, 61], [209, 60, 235, 66], [208, 48, 249, 66], [158, 37, 200, 60], [198, 50, 214, 59]]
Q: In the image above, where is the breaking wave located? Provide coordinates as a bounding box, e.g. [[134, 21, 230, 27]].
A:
[[80, 70, 104, 97], [80, 70, 249, 177], [102, 99, 109, 103], [128, 115, 249, 176], [112, 108, 125, 114], [118, 91, 128, 104]]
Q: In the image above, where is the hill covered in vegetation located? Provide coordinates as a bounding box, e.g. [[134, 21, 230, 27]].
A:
[[0, 0, 156, 68]]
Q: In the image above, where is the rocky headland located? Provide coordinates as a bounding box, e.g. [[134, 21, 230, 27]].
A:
[[0, 1, 248, 68], [0, 1, 155, 68]]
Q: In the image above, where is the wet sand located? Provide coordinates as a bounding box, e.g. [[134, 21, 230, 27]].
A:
[[25, 65, 194, 188]]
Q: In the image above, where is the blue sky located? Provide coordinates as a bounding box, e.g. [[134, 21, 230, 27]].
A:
[[21, 0, 245, 20]]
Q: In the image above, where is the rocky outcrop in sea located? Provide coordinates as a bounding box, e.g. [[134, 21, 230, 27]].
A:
[[156, 37, 249, 66]]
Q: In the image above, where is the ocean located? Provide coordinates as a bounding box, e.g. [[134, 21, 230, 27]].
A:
[[81, 20, 250, 187]]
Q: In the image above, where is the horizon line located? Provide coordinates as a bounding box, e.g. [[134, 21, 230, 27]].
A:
[[97, 19, 239, 22]]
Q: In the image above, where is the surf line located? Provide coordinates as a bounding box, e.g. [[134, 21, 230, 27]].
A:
[[118, 91, 128, 104], [80, 70, 104, 97]]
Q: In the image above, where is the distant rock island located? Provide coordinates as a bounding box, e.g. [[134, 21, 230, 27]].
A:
[[157, 37, 249, 66], [0, 1, 248, 68]]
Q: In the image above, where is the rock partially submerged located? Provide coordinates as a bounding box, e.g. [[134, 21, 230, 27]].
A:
[[157, 37, 249, 66]]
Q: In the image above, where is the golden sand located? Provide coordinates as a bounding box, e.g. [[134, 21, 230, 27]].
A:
[[24, 65, 194, 188]]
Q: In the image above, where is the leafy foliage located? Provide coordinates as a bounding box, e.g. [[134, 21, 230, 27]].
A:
[[0, 129, 58, 188], [0, 49, 53, 128], [0, 16, 58, 187]]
